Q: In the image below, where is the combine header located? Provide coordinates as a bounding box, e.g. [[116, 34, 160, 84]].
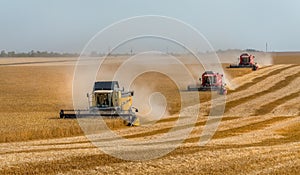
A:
[[60, 81, 139, 126], [187, 71, 227, 95], [229, 53, 259, 71]]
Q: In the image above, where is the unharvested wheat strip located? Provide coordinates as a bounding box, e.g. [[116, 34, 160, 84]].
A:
[[227, 76, 300, 116], [0, 145, 98, 169], [0, 141, 94, 155], [0, 136, 88, 153], [212, 116, 300, 145], [0, 146, 102, 169]]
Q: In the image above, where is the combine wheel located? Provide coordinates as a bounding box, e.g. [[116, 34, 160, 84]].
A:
[[252, 65, 257, 71], [187, 86, 191, 91]]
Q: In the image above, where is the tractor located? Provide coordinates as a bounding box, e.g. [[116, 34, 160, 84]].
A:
[[229, 53, 259, 71], [60, 81, 139, 126], [187, 71, 227, 95]]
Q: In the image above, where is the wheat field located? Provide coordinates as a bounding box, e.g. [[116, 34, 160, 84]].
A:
[[0, 53, 299, 174]]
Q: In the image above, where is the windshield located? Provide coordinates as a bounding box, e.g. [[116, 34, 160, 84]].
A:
[[204, 76, 216, 84], [241, 57, 250, 63], [94, 81, 119, 90]]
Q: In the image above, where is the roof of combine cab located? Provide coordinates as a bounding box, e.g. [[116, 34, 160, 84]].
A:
[[93, 81, 119, 91], [203, 71, 215, 75], [202, 71, 223, 77], [240, 53, 250, 57]]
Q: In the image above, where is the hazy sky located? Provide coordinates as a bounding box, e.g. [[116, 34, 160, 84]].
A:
[[0, 0, 300, 53]]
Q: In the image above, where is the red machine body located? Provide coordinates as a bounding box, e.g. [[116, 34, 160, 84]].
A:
[[229, 53, 259, 70], [200, 71, 223, 89], [187, 71, 227, 95]]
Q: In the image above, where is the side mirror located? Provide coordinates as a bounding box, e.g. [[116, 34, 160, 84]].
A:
[[132, 107, 138, 112]]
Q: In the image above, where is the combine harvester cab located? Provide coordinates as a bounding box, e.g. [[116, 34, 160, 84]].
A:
[[229, 53, 259, 71], [60, 81, 139, 126], [187, 71, 227, 95]]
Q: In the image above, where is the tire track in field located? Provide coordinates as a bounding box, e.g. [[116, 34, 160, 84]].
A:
[[0, 145, 94, 156]]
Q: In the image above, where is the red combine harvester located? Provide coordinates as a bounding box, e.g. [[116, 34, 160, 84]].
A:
[[229, 53, 259, 71], [187, 71, 227, 95]]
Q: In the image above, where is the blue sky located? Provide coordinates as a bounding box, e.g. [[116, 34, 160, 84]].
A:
[[0, 0, 300, 52]]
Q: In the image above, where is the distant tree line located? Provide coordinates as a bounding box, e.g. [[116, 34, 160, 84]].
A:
[[0, 49, 264, 58], [244, 48, 262, 52], [216, 48, 262, 53], [0, 50, 79, 57]]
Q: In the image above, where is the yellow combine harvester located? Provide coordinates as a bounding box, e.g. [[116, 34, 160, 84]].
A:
[[60, 81, 139, 126]]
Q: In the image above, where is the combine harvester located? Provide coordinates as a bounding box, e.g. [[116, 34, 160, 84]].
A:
[[187, 71, 227, 95], [60, 81, 139, 126], [229, 53, 259, 71]]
